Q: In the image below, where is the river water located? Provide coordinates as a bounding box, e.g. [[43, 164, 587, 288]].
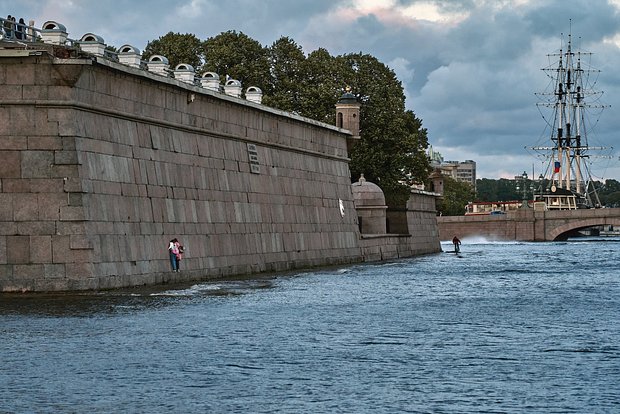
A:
[[1, 238, 620, 413]]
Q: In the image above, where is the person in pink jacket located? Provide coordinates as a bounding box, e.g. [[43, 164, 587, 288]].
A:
[[168, 238, 184, 272]]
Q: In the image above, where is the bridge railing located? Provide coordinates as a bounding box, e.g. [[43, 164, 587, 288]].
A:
[[1, 16, 40, 42], [0, 16, 120, 61]]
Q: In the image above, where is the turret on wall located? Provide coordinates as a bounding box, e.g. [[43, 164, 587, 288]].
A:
[[428, 168, 444, 196], [335, 89, 361, 153], [352, 175, 387, 234]]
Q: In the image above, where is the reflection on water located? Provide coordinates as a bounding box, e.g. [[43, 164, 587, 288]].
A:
[[0, 278, 278, 316], [2, 239, 620, 413]]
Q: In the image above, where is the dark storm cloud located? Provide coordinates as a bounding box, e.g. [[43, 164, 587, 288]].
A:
[[405, 1, 620, 177], [524, 0, 620, 40]]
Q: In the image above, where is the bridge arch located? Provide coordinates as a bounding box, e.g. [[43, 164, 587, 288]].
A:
[[547, 217, 620, 241]]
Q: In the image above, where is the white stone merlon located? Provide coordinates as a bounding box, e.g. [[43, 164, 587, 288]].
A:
[[246, 86, 263, 104], [147, 55, 170, 77], [224, 79, 242, 98], [200, 72, 221, 92], [174, 63, 196, 84], [40, 21, 68, 45], [118, 44, 142, 68], [77, 33, 106, 56]]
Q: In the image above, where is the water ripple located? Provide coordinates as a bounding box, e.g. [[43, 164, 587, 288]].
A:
[[1, 239, 620, 412]]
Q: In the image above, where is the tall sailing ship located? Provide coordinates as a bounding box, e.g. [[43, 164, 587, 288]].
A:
[[531, 28, 609, 210]]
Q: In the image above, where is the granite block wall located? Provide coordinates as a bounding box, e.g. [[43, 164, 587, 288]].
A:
[[359, 191, 441, 260], [0, 53, 362, 292], [437, 215, 517, 241], [0, 52, 442, 292]]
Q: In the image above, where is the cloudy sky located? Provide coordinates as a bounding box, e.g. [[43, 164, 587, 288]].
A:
[[5, 0, 620, 180]]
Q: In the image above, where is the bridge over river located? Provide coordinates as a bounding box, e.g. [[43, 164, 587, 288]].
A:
[[437, 207, 620, 241]]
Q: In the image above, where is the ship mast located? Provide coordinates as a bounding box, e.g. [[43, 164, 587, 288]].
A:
[[532, 25, 607, 208]]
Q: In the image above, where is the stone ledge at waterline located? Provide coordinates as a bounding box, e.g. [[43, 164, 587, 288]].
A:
[[0, 50, 440, 292]]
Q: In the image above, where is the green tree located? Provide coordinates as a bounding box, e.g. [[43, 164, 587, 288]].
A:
[[601, 192, 620, 207], [476, 178, 520, 201], [202, 30, 270, 93], [292, 50, 431, 198], [397, 110, 431, 188], [142, 32, 205, 71], [439, 176, 475, 216], [596, 179, 620, 207], [263, 36, 306, 111], [296, 48, 346, 123], [475, 178, 498, 201], [603, 178, 620, 193], [338, 53, 430, 197]]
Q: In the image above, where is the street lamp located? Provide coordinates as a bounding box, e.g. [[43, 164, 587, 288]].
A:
[[538, 174, 544, 200], [515, 171, 532, 208]]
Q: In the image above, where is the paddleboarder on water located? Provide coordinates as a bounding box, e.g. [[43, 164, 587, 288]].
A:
[[452, 236, 461, 253]]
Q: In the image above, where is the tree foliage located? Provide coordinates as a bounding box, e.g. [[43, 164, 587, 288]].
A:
[[142, 31, 432, 202], [341, 53, 414, 191], [476, 178, 520, 201], [438, 176, 475, 216], [477, 177, 620, 208], [592, 179, 620, 207], [296, 48, 347, 123], [142, 32, 205, 71], [263, 36, 305, 111], [294, 51, 431, 195], [202, 30, 270, 93]]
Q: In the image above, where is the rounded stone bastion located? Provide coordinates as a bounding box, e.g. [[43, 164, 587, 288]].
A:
[[352, 175, 387, 234]]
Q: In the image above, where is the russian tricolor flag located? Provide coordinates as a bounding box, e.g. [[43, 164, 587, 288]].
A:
[[554, 161, 561, 173]]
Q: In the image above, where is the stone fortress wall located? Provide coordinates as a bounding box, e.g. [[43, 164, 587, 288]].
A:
[[0, 21, 440, 292]]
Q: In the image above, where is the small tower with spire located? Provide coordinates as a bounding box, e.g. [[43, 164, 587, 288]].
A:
[[335, 87, 361, 153], [428, 168, 444, 196]]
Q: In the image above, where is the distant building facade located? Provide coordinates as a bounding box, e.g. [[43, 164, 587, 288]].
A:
[[427, 146, 476, 191]]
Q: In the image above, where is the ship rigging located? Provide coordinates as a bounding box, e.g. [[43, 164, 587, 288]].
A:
[[530, 27, 611, 209]]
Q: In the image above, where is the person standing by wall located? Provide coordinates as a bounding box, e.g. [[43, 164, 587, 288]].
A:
[[15, 18, 25, 40], [168, 238, 181, 272], [4, 15, 13, 39], [175, 240, 184, 270]]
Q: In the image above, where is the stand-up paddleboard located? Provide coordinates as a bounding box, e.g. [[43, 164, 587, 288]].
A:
[[442, 240, 462, 255]]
